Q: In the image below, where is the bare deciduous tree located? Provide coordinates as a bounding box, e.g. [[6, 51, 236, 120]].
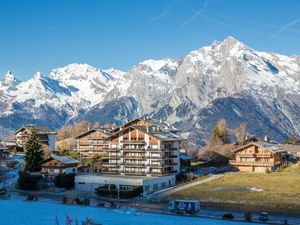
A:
[[234, 122, 247, 145]]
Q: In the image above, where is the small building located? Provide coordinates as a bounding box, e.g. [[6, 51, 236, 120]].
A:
[[0, 144, 10, 160], [279, 144, 300, 161], [75, 174, 176, 197], [180, 153, 192, 172], [230, 141, 288, 172], [1, 140, 17, 152], [41, 155, 80, 178]]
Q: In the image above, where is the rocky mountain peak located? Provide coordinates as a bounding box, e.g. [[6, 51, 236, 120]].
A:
[[0, 37, 299, 147], [1, 70, 20, 88]]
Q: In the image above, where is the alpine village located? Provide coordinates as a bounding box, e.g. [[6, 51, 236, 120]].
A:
[[1, 115, 300, 224], [1, 1, 300, 224]]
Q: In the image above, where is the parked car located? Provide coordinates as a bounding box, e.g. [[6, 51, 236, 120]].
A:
[[259, 212, 269, 222], [222, 213, 234, 220]]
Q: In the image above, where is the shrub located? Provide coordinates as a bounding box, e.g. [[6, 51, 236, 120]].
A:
[[18, 171, 42, 190], [265, 168, 271, 174], [223, 213, 234, 220], [54, 173, 75, 189]]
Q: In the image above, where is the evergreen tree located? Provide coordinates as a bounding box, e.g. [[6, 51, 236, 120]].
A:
[[25, 130, 45, 172]]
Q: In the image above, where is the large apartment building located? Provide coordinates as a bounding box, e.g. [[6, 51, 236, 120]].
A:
[[75, 118, 183, 177], [74, 128, 112, 158], [13, 125, 57, 151], [102, 119, 182, 177]]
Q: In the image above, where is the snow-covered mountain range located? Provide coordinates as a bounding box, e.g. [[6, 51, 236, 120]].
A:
[[1, 36, 300, 146]]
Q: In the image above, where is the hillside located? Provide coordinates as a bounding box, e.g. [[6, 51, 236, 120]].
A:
[[172, 163, 300, 214]]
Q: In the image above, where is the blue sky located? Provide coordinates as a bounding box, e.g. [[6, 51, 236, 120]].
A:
[[1, 0, 300, 80]]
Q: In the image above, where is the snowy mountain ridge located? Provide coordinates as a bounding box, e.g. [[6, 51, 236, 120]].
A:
[[1, 36, 300, 146]]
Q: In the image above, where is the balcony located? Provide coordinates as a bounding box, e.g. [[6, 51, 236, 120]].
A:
[[255, 153, 272, 158], [121, 148, 145, 153], [90, 143, 109, 146], [121, 154, 145, 159], [102, 154, 120, 159], [103, 148, 119, 152], [147, 163, 177, 168], [148, 171, 162, 175], [102, 163, 120, 168], [120, 170, 146, 176], [102, 168, 120, 174], [147, 164, 163, 168], [121, 140, 145, 144], [74, 148, 105, 152], [229, 160, 275, 167], [236, 153, 255, 157], [121, 163, 146, 167], [147, 148, 161, 152], [147, 155, 162, 159]]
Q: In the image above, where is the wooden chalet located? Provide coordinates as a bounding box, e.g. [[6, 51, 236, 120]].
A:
[[230, 141, 288, 172], [41, 155, 80, 178]]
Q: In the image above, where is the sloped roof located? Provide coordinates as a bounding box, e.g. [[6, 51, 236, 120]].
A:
[[233, 141, 287, 154], [43, 155, 80, 165], [75, 128, 112, 139], [112, 117, 180, 133], [129, 125, 183, 141], [180, 153, 192, 160], [279, 144, 300, 153], [14, 125, 56, 135]]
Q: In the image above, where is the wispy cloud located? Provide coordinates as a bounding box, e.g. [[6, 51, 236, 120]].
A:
[[271, 17, 300, 38], [180, 0, 208, 29], [151, 0, 178, 21], [180, 9, 204, 29]]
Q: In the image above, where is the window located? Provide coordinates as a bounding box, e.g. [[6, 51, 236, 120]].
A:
[[153, 184, 158, 190], [145, 185, 150, 191]]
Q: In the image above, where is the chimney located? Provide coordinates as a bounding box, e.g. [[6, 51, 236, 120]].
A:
[[264, 136, 270, 142]]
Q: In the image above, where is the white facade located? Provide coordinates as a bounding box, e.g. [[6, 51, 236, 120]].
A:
[[42, 166, 77, 177], [75, 174, 176, 197], [48, 134, 56, 151]]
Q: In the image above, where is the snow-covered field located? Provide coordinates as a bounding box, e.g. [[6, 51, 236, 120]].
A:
[[0, 199, 258, 225]]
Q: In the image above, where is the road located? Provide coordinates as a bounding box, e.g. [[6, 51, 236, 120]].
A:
[[1, 155, 24, 191]]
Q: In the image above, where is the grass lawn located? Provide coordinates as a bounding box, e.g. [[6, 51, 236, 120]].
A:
[[191, 161, 205, 166], [172, 163, 300, 214]]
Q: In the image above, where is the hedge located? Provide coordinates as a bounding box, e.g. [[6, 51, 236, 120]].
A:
[[95, 186, 142, 198]]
